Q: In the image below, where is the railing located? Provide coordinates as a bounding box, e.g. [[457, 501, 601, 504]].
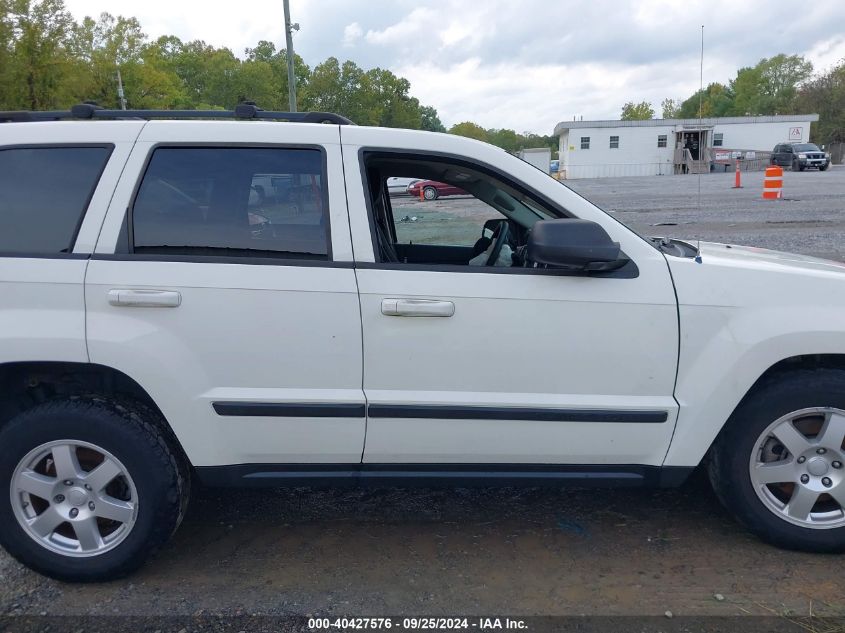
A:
[[711, 149, 773, 173]]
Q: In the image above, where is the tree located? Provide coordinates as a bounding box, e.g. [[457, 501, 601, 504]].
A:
[[420, 105, 445, 132], [620, 101, 654, 120], [4, 0, 77, 109], [660, 97, 681, 119], [0, 5, 446, 131], [795, 60, 845, 145], [677, 83, 734, 118], [731, 54, 813, 115], [448, 121, 488, 142]]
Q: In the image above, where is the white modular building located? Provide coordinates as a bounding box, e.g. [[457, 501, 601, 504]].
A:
[[554, 114, 819, 179]]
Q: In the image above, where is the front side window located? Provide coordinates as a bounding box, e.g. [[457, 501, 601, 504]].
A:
[[363, 153, 559, 269], [132, 147, 328, 259], [580, 137, 590, 150], [609, 136, 620, 149], [0, 146, 111, 254]]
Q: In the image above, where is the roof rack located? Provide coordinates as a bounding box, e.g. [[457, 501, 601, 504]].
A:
[[0, 102, 354, 125]]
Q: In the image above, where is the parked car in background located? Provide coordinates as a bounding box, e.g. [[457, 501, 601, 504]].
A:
[[386, 177, 419, 196], [407, 179, 468, 200], [771, 143, 831, 171]]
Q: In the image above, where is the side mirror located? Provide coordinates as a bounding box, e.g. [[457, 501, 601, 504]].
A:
[[526, 219, 622, 271]]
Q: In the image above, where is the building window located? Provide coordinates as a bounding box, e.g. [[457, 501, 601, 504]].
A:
[[609, 136, 620, 149], [713, 133, 724, 147], [657, 134, 667, 148], [580, 137, 590, 150]]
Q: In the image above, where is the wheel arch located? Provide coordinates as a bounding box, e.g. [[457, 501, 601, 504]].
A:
[[667, 353, 845, 469], [0, 361, 191, 467]]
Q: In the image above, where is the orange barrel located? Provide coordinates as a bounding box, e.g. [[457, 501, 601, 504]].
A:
[[762, 166, 783, 200]]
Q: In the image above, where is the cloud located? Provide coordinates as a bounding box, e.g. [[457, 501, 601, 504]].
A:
[[364, 8, 435, 46], [342, 22, 362, 47], [61, 0, 845, 133]]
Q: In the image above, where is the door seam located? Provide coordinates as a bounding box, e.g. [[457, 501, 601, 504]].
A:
[[339, 127, 369, 464]]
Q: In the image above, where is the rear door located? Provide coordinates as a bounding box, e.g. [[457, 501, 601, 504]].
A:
[[86, 121, 365, 468]]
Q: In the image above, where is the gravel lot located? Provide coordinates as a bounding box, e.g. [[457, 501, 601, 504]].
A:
[[2, 167, 845, 626], [568, 165, 845, 261]]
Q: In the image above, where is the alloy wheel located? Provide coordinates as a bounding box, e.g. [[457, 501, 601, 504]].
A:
[[749, 407, 845, 529], [10, 440, 138, 557]]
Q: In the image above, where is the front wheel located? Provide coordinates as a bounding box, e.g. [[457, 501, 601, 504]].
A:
[[709, 369, 845, 552], [0, 398, 189, 581], [423, 186, 438, 201], [819, 164, 828, 172]]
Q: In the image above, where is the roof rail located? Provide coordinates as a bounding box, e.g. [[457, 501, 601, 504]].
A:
[[0, 102, 354, 125]]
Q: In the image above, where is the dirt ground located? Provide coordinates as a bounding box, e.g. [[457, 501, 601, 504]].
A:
[[2, 167, 845, 626]]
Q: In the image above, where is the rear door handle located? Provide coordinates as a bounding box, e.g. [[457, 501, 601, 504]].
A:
[[381, 298, 455, 317], [107, 289, 182, 308]]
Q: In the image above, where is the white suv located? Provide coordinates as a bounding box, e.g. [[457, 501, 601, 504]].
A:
[[1, 104, 845, 582]]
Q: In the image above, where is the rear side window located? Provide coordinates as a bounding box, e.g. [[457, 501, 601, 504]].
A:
[[0, 146, 111, 254], [132, 147, 329, 260]]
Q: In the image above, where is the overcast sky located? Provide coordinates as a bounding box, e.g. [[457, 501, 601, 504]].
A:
[[63, 0, 845, 133]]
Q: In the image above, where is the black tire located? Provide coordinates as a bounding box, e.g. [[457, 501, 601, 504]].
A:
[[423, 186, 438, 200], [819, 164, 828, 172], [709, 369, 845, 552], [0, 397, 190, 581]]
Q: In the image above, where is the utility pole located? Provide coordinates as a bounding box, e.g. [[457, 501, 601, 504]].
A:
[[116, 68, 127, 110], [283, 0, 300, 112]]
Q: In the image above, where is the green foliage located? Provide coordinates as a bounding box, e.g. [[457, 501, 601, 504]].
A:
[[677, 83, 735, 118], [449, 122, 557, 154], [420, 105, 445, 132], [2, 0, 77, 109], [0, 0, 444, 130], [449, 121, 488, 141], [795, 60, 845, 144], [731, 54, 813, 115], [670, 55, 815, 121], [660, 97, 681, 119], [620, 100, 654, 120]]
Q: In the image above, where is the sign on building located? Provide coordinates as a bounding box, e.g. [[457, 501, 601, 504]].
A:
[[789, 127, 803, 141]]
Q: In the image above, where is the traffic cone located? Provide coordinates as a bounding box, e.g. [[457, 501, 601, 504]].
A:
[[732, 160, 742, 189]]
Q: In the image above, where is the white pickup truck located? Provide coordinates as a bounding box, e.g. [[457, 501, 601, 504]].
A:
[[1, 104, 844, 582]]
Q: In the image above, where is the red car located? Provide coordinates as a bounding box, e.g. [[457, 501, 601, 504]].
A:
[[407, 179, 467, 200]]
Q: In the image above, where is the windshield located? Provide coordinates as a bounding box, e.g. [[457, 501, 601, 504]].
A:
[[792, 144, 821, 152]]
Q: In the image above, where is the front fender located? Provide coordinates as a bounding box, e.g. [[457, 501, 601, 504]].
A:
[[664, 252, 845, 466]]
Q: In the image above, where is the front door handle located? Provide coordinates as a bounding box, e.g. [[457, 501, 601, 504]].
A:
[[107, 289, 182, 308], [381, 298, 455, 317]]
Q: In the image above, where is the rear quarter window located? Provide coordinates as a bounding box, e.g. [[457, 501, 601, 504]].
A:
[[0, 146, 112, 254]]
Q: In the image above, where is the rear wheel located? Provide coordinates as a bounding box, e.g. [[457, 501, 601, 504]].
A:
[[0, 398, 189, 581], [709, 370, 845, 552], [423, 186, 438, 200]]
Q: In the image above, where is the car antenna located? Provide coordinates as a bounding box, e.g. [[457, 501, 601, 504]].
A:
[[696, 24, 704, 263]]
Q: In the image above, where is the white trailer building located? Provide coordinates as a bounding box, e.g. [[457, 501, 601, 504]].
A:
[[554, 114, 819, 179]]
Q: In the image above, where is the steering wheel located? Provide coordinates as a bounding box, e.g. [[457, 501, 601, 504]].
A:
[[485, 221, 511, 266]]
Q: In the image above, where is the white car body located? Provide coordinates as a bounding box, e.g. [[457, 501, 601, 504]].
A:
[[1, 119, 843, 484], [386, 176, 418, 195]]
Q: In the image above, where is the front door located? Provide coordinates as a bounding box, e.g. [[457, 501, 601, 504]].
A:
[[341, 130, 680, 467], [85, 122, 365, 467]]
